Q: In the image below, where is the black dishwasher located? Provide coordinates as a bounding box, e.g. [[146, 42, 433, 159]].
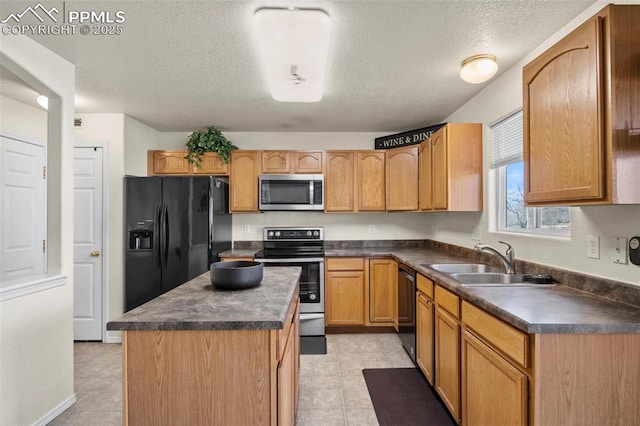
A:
[[397, 263, 416, 362]]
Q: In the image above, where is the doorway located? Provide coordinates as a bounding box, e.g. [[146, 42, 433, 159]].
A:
[[73, 146, 105, 341]]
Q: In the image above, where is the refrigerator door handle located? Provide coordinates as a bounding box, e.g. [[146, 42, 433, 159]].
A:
[[209, 177, 215, 257], [159, 202, 166, 269], [164, 203, 170, 268], [153, 202, 161, 267]]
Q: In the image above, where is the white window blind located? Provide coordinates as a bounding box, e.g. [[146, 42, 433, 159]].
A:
[[491, 110, 523, 168]]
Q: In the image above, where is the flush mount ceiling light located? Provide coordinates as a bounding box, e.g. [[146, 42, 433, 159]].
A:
[[459, 54, 498, 84], [253, 8, 332, 102], [36, 95, 48, 110]]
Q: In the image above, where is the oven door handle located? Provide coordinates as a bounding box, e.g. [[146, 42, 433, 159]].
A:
[[299, 313, 325, 320], [257, 257, 325, 263]]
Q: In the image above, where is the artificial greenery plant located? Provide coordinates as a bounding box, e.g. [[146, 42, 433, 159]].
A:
[[184, 126, 238, 166]]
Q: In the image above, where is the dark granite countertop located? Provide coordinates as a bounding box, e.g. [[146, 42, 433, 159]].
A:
[[219, 243, 640, 334], [107, 267, 300, 331], [326, 247, 640, 334]]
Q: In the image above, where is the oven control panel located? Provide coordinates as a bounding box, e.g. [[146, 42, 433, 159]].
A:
[[264, 227, 324, 241]]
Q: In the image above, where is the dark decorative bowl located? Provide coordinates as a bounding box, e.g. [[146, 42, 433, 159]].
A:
[[209, 261, 263, 290]]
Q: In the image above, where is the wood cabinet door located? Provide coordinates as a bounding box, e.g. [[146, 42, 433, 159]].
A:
[[368, 258, 396, 323], [523, 15, 604, 204], [417, 292, 435, 386], [149, 151, 190, 175], [230, 151, 260, 212], [192, 152, 228, 175], [325, 270, 364, 325], [386, 146, 419, 211], [277, 321, 296, 426], [357, 151, 386, 211], [293, 151, 323, 173], [324, 151, 355, 212], [461, 330, 527, 426], [435, 307, 460, 422], [431, 127, 448, 210], [418, 140, 433, 210], [262, 151, 291, 173]]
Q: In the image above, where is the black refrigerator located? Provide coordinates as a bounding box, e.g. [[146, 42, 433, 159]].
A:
[[124, 176, 231, 312]]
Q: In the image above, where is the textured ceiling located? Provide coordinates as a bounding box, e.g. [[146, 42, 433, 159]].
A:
[[0, 0, 596, 132]]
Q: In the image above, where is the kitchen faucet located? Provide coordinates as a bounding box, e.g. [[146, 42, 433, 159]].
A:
[[474, 241, 515, 274]]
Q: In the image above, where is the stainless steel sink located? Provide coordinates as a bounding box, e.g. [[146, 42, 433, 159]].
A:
[[424, 263, 504, 274], [449, 272, 555, 287]]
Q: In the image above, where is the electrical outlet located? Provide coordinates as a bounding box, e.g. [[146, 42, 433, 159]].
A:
[[587, 235, 600, 259], [243, 224, 251, 234], [368, 225, 375, 233], [613, 237, 628, 264], [471, 226, 481, 241]]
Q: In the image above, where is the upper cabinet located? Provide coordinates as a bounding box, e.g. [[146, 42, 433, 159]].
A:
[[324, 151, 356, 212], [386, 146, 419, 211], [419, 123, 483, 211], [147, 150, 228, 176], [229, 150, 260, 212], [357, 151, 386, 211], [261, 151, 291, 173], [192, 152, 229, 175], [523, 5, 640, 206], [261, 151, 323, 174], [293, 151, 323, 173]]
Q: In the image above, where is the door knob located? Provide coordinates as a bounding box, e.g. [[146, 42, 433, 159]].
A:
[[90, 250, 100, 257]]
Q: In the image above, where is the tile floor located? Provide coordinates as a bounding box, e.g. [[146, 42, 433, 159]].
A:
[[49, 333, 414, 426]]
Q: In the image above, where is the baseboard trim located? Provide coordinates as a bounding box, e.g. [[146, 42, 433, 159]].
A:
[[33, 393, 76, 426], [104, 330, 122, 344]]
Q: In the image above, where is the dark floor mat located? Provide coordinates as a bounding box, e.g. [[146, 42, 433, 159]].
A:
[[363, 367, 455, 426], [300, 336, 327, 355]]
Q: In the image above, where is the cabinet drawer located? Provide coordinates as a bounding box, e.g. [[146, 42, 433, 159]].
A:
[[435, 284, 459, 319], [462, 301, 529, 368], [417, 274, 434, 299], [326, 257, 364, 271]]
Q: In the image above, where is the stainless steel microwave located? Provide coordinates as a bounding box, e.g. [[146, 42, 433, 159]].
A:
[[259, 174, 324, 211]]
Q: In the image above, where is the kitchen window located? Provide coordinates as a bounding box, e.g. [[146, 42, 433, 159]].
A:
[[491, 110, 570, 235]]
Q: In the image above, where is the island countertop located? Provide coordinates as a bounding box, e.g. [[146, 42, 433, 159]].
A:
[[106, 266, 301, 331]]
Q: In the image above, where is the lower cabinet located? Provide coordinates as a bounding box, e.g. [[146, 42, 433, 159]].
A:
[[325, 258, 365, 326], [461, 330, 527, 426], [278, 301, 300, 426], [326, 257, 398, 329], [435, 306, 461, 423], [368, 258, 397, 325], [416, 290, 435, 385]]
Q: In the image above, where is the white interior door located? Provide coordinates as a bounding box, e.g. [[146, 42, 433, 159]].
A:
[[73, 147, 104, 341], [0, 136, 46, 282]]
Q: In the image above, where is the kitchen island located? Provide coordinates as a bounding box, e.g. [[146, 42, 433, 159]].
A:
[[107, 267, 301, 426]]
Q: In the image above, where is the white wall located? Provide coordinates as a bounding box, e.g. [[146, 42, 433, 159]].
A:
[[157, 131, 431, 241], [0, 95, 47, 143], [437, 0, 640, 286], [0, 36, 76, 425], [123, 116, 161, 176], [74, 114, 126, 342], [74, 114, 160, 340]]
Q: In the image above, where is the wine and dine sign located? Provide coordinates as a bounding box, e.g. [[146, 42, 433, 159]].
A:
[[375, 123, 446, 149]]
